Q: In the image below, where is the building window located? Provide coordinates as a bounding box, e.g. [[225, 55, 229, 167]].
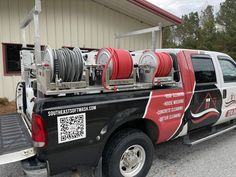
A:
[[192, 55, 217, 84], [218, 57, 236, 83], [2, 43, 22, 75], [2, 43, 45, 75], [2, 44, 95, 75]]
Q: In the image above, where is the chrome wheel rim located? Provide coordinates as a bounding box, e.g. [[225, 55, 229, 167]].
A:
[[119, 145, 146, 177]]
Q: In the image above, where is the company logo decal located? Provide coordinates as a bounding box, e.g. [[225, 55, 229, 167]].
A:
[[190, 93, 219, 124], [225, 94, 236, 107]]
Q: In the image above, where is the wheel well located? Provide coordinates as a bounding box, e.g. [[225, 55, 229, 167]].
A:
[[110, 119, 158, 144], [99, 119, 158, 167]]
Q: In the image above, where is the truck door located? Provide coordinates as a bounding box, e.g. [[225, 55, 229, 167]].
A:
[[187, 54, 222, 131], [215, 56, 236, 124]]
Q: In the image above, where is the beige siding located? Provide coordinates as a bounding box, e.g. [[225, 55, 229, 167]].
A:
[[0, 0, 161, 101]]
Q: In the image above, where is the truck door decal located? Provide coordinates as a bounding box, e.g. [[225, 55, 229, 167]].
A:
[[186, 84, 222, 130], [190, 92, 220, 124], [143, 89, 187, 143]]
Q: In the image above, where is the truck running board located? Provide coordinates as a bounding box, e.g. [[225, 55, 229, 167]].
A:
[[0, 113, 35, 165], [184, 121, 236, 146]]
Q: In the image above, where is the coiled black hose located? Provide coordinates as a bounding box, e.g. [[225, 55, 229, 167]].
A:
[[51, 48, 84, 82]]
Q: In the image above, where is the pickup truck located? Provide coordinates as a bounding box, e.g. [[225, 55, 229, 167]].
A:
[[1, 47, 236, 177]]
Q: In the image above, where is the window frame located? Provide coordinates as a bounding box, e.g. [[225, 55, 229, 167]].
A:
[[191, 54, 217, 85], [2, 43, 22, 76], [217, 56, 236, 83]]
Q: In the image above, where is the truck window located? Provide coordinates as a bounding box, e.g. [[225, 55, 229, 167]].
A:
[[191, 56, 216, 84], [218, 57, 236, 83]]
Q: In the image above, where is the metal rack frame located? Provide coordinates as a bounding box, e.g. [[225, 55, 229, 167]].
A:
[[19, 0, 176, 97], [20, 0, 42, 97], [20, 0, 41, 67], [115, 24, 162, 52], [104, 68, 137, 89], [36, 67, 89, 95]]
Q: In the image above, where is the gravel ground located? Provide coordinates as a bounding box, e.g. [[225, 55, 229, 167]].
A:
[[1, 129, 236, 177]]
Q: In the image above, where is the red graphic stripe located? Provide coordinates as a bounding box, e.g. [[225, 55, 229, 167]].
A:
[[191, 112, 220, 124]]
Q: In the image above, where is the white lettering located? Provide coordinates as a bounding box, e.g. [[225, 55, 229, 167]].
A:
[[48, 106, 97, 117]]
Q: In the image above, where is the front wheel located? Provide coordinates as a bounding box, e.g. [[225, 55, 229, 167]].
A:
[[103, 129, 154, 177]]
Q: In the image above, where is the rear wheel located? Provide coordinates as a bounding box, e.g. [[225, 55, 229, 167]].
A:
[[103, 129, 154, 177]]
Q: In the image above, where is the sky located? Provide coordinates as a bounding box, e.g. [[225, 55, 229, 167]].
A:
[[147, 0, 225, 17]]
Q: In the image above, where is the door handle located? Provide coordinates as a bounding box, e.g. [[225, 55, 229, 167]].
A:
[[223, 89, 227, 99]]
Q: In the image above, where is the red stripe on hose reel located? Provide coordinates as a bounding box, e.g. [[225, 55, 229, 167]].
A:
[[96, 48, 133, 80], [154, 52, 173, 77], [106, 48, 119, 79], [158, 52, 173, 77], [117, 49, 133, 79], [155, 52, 164, 77]]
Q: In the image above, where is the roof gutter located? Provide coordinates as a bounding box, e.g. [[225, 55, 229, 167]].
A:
[[128, 0, 182, 25]]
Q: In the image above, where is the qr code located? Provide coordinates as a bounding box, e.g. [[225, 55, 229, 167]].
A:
[[57, 113, 86, 144]]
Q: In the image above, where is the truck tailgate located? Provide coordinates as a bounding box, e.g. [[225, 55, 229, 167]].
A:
[[0, 113, 35, 165]]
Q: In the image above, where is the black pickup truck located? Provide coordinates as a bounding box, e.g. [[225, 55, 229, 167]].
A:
[[1, 47, 236, 177]]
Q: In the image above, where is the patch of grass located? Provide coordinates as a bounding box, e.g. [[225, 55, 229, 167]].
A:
[[0, 100, 16, 115]]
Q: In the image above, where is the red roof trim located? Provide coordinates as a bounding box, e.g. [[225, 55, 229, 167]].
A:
[[128, 0, 182, 25]]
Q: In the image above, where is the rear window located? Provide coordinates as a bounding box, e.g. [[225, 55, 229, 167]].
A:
[[192, 56, 216, 84]]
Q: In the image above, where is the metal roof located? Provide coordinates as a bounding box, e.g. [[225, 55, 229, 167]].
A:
[[93, 0, 182, 27]]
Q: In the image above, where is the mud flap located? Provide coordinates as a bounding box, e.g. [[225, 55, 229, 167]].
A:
[[0, 113, 35, 165]]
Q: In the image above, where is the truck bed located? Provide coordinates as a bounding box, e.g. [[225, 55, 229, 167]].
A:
[[0, 113, 35, 165]]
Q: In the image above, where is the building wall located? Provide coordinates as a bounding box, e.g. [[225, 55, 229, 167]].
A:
[[0, 0, 162, 100]]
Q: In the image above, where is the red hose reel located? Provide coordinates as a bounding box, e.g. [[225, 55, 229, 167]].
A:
[[154, 52, 173, 77], [139, 51, 173, 84], [96, 48, 173, 89], [96, 48, 133, 80]]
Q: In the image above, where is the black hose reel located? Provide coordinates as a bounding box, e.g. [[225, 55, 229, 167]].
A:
[[44, 47, 84, 82]]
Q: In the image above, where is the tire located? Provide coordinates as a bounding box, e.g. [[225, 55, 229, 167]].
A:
[[103, 129, 154, 177]]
